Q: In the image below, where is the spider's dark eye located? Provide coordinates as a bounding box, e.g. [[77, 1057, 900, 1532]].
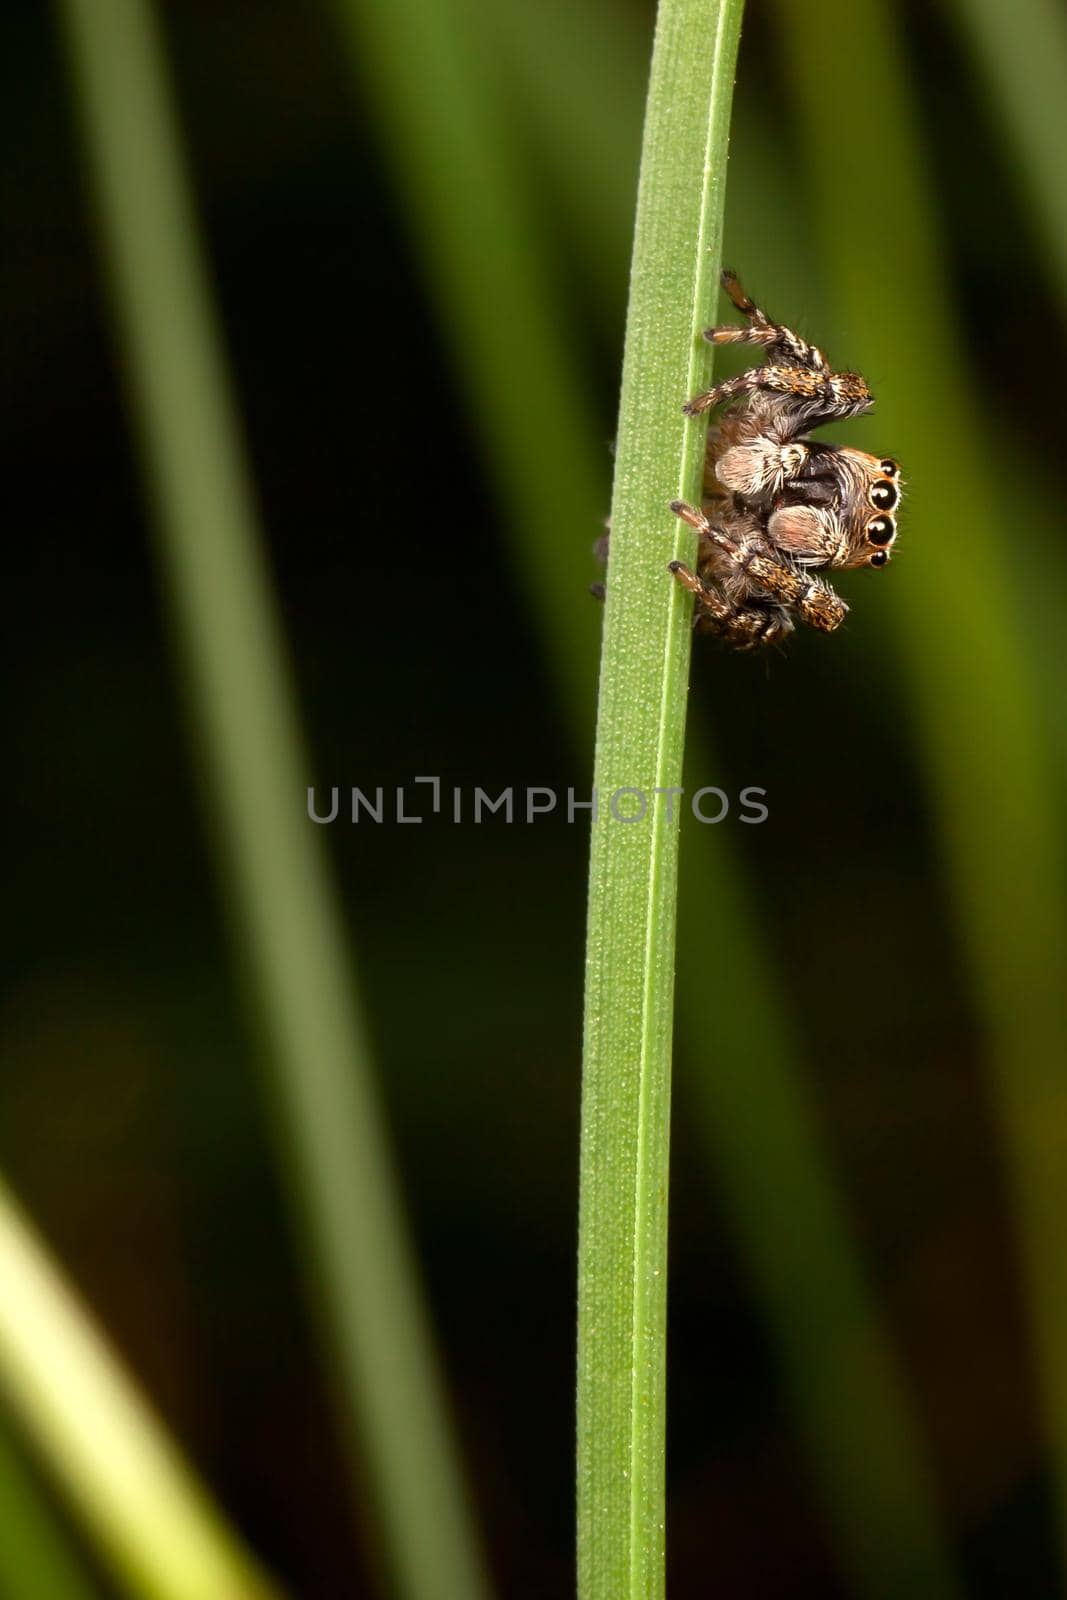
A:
[[869, 550, 890, 567], [870, 478, 899, 511], [867, 514, 895, 545], [879, 458, 900, 479]]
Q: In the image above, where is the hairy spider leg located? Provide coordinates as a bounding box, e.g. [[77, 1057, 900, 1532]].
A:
[[706, 270, 830, 372], [669, 499, 848, 634], [667, 558, 793, 649], [683, 363, 872, 421]]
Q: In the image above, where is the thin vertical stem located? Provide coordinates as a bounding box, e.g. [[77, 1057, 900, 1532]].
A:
[[577, 5, 744, 1596]]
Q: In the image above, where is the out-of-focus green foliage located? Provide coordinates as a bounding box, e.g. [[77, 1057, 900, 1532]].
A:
[[56, 1, 491, 1598], [331, 0, 607, 719], [773, 0, 1067, 1575], [948, 0, 1067, 310], [0, 1176, 283, 1600], [0, 1421, 99, 1600]]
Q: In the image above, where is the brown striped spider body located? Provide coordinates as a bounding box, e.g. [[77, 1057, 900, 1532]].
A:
[[669, 272, 902, 649]]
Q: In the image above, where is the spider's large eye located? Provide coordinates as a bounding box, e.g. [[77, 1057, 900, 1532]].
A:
[[867, 514, 895, 545], [869, 550, 890, 567], [870, 478, 899, 511], [879, 458, 900, 479]]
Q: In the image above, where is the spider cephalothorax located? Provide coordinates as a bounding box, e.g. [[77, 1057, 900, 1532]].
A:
[[762, 445, 901, 571], [669, 271, 903, 649]]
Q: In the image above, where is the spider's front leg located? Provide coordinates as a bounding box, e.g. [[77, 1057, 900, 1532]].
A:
[[666, 560, 792, 649], [669, 500, 848, 634], [683, 362, 872, 422], [702, 270, 830, 372]]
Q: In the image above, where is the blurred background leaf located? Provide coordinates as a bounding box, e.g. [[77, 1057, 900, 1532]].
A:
[[54, 0, 490, 1597], [0, 1419, 101, 1600], [0, 1175, 283, 1599], [772, 0, 1067, 1583], [947, 0, 1067, 312]]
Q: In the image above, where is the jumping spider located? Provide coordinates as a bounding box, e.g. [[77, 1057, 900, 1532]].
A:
[[668, 271, 902, 650]]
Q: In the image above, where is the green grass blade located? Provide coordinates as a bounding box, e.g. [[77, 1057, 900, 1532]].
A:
[[775, 0, 1067, 1569], [0, 1177, 281, 1600], [56, 4, 492, 1598], [0, 1420, 101, 1600], [577, 6, 744, 1596]]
